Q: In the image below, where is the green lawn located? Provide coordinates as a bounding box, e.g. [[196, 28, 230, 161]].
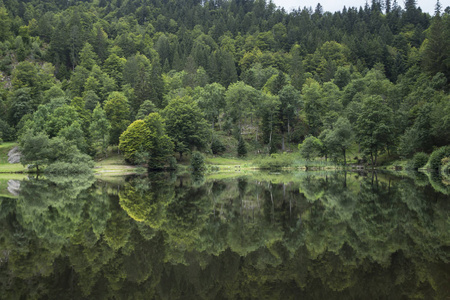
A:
[[0, 142, 27, 173], [94, 151, 139, 176]]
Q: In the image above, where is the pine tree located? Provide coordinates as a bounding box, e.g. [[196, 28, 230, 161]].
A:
[[237, 136, 247, 157]]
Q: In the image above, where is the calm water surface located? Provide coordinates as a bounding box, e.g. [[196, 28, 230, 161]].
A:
[[0, 171, 449, 299]]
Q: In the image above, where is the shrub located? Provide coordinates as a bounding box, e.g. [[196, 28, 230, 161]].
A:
[[407, 152, 429, 170], [190, 151, 206, 172], [428, 146, 450, 170], [211, 137, 226, 155], [45, 161, 92, 175], [255, 153, 294, 169]]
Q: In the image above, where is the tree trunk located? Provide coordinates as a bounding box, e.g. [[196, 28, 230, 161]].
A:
[[343, 148, 346, 167], [287, 118, 290, 142], [282, 133, 285, 151]]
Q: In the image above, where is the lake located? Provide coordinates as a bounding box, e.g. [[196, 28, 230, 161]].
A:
[[0, 171, 449, 299]]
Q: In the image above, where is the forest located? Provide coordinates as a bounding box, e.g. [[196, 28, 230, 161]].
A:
[[0, 0, 450, 171]]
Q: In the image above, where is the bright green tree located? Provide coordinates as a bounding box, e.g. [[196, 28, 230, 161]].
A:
[[298, 136, 323, 160], [79, 43, 99, 70], [119, 113, 174, 168]]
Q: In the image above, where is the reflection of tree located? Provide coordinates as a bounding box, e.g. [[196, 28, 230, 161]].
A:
[[0, 172, 449, 298]]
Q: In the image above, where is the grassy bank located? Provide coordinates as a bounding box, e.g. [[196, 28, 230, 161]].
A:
[[94, 152, 139, 176], [0, 142, 27, 173]]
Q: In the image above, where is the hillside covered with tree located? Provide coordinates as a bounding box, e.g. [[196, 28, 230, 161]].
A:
[[0, 0, 449, 170]]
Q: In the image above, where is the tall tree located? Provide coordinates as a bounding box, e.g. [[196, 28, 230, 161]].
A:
[[163, 96, 209, 159], [89, 103, 110, 157], [355, 95, 394, 166], [104, 92, 130, 145]]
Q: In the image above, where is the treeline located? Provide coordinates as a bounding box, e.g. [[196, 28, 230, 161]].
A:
[[0, 0, 449, 169]]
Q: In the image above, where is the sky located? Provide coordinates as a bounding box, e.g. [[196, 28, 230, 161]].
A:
[[271, 0, 439, 15]]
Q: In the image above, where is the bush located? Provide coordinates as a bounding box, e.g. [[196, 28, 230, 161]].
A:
[[407, 152, 429, 170], [190, 151, 206, 172], [211, 137, 226, 155], [45, 161, 92, 175], [255, 153, 294, 169], [428, 146, 450, 170]]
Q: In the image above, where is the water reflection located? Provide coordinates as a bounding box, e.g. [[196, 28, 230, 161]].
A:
[[0, 172, 449, 299]]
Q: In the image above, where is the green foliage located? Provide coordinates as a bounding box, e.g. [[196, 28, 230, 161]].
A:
[[0, 0, 449, 170], [428, 146, 450, 170], [190, 151, 206, 172], [254, 153, 294, 169], [119, 113, 174, 168], [19, 130, 93, 174], [298, 136, 323, 160], [104, 92, 130, 145], [237, 137, 247, 157], [89, 103, 110, 157], [135, 100, 158, 120], [163, 96, 209, 158], [355, 95, 394, 166], [407, 152, 429, 170], [211, 137, 226, 155], [0, 119, 15, 142], [323, 117, 354, 164]]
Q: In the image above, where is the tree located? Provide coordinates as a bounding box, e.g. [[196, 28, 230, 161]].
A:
[[278, 85, 300, 150], [355, 95, 394, 166], [298, 135, 323, 161], [163, 96, 209, 159], [421, 12, 450, 81], [89, 103, 110, 157], [103, 53, 126, 88], [57, 121, 88, 153], [290, 44, 305, 90], [119, 113, 174, 169], [225, 81, 260, 134], [302, 80, 324, 136], [323, 117, 354, 165], [135, 100, 158, 120], [197, 83, 226, 131], [0, 7, 12, 42], [104, 92, 130, 145], [19, 130, 50, 174], [237, 136, 247, 157], [79, 43, 98, 70]]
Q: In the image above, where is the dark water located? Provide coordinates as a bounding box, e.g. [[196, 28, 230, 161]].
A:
[[0, 171, 449, 299]]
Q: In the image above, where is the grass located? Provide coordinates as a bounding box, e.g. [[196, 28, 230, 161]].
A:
[[94, 151, 139, 176], [0, 142, 27, 173]]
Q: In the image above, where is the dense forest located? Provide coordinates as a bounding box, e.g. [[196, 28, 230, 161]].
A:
[[0, 0, 450, 170]]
